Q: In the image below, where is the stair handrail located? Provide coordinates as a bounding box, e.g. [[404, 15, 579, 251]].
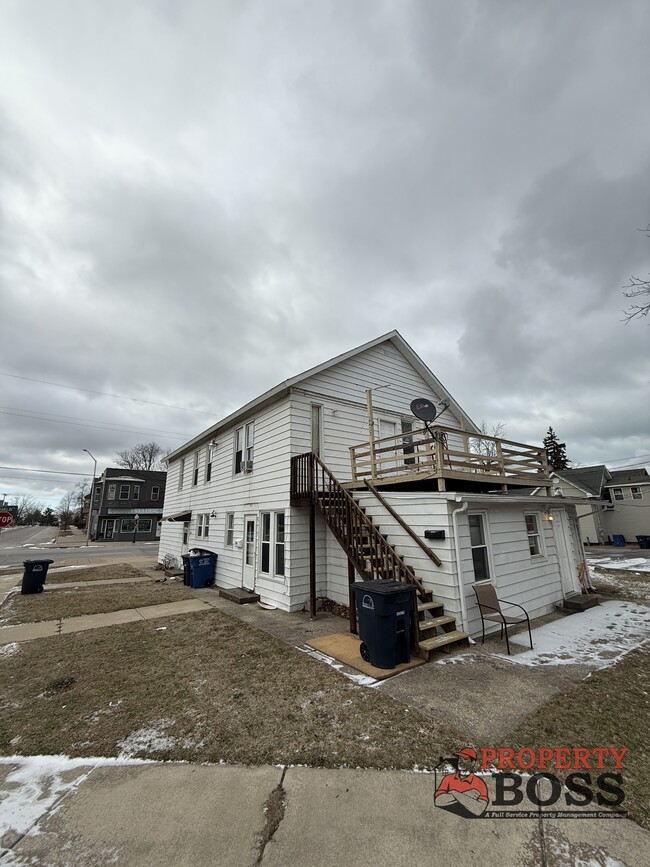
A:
[[363, 481, 442, 567], [291, 452, 426, 597]]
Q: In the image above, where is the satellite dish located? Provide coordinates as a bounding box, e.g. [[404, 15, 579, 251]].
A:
[[410, 398, 438, 422]]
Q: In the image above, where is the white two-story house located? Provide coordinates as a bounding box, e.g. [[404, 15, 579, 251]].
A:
[[159, 332, 588, 658]]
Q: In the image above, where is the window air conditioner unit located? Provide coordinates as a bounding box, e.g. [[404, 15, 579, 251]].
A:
[[241, 460, 254, 474]]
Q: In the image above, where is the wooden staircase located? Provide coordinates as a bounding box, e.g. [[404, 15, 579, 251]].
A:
[[291, 452, 469, 660]]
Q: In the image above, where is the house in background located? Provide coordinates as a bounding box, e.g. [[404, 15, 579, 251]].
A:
[[159, 331, 589, 659], [89, 468, 166, 542], [550, 466, 650, 546]]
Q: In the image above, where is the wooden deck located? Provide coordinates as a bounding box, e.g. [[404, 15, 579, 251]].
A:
[[347, 424, 551, 492]]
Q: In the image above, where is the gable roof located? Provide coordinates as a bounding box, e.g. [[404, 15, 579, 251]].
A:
[[167, 331, 480, 461], [605, 467, 650, 487], [552, 465, 610, 497]]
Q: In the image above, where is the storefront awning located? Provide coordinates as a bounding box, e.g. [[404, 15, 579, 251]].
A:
[[164, 511, 192, 522]]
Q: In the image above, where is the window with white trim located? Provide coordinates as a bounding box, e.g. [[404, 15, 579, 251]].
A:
[[197, 514, 210, 539], [192, 451, 199, 486], [225, 513, 235, 546], [234, 422, 254, 474], [631, 487, 643, 500], [119, 484, 130, 500], [259, 511, 286, 577], [178, 458, 185, 490], [611, 487, 624, 501], [205, 444, 213, 483], [151, 486, 160, 501], [468, 514, 490, 582], [121, 518, 150, 533], [311, 405, 322, 456], [525, 514, 542, 556], [133, 485, 140, 501], [107, 484, 116, 500]]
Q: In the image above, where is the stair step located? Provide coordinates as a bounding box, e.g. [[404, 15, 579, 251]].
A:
[[417, 615, 456, 633], [417, 600, 445, 614], [418, 630, 470, 658]]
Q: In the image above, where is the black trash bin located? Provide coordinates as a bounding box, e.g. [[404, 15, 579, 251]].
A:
[[188, 551, 218, 588], [636, 535, 650, 549], [351, 580, 416, 669], [21, 559, 54, 595]]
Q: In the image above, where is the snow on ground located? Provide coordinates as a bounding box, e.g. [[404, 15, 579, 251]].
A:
[[507, 600, 649, 667], [0, 755, 153, 844], [298, 645, 380, 687], [587, 556, 650, 572]]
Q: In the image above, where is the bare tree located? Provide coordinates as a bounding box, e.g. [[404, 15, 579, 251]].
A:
[[470, 421, 506, 458], [623, 225, 650, 323], [12, 494, 41, 525], [57, 490, 76, 530], [71, 480, 90, 526], [115, 442, 168, 471]]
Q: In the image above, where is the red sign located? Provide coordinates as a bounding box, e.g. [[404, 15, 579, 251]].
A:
[[0, 512, 13, 527]]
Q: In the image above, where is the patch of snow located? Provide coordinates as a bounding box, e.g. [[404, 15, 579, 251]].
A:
[[297, 646, 380, 687], [117, 719, 177, 758], [587, 556, 650, 572], [0, 755, 153, 842], [0, 643, 19, 658], [507, 601, 649, 668]]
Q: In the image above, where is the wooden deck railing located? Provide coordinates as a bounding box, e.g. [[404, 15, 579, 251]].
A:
[[349, 424, 550, 486]]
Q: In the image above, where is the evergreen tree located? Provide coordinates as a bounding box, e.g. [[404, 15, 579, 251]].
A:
[[543, 427, 570, 470]]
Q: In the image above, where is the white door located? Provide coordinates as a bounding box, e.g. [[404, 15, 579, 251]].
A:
[[552, 509, 580, 596], [242, 515, 257, 590]]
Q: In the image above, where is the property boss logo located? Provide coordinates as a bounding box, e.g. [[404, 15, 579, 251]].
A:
[[433, 746, 627, 820]]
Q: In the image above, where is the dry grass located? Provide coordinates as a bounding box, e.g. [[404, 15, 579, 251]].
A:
[[590, 565, 650, 605], [504, 645, 650, 831], [46, 563, 150, 585], [0, 581, 195, 625], [0, 609, 462, 771]]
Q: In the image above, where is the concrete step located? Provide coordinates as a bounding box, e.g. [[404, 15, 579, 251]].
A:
[[562, 593, 601, 612], [219, 587, 260, 605]]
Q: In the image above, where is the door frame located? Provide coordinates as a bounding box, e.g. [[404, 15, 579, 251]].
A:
[[242, 513, 257, 590], [551, 509, 580, 596]]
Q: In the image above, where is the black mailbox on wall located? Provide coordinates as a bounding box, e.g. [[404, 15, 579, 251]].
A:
[[424, 530, 446, 540]]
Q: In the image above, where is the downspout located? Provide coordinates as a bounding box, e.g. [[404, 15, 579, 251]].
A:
[[451, 497, 470, 634]]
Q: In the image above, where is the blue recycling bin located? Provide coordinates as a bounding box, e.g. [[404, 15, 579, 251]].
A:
[[21, 559, 54, 594], [352, 580, 416, 669], [188, 552, 218, 588], [612, 534, 625, 547]]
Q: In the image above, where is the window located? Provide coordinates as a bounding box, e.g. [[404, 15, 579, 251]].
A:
[[468, 514, 490, 582], [137, 519, 152, 533], [121, 518, 135, 533], [119, 485, 130, 500], [260, 511, 286, 577], [178, 458, 185, 491], [107, 484, 116, 500], [261, 513, 271, 573], [192, 451, 199, 486], [93, 486, 100, 501], [612, 488, 624, 501], [311, 405, 322, 456], [275, 512, 285, 576], [631, 487, 643, 500], [121, 518, 150, 533], [234, 422, 254, 473], [197, 514, 210, 539], [133, 486, 140, 501], [225, 513, 235, 546], [205, 444, 213, 482], [151, 486, 160, 501], [182, 522, 189, 546], [525, 514, 542, 556]]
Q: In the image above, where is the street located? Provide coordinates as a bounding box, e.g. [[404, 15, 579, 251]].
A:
[[0, 525, 158, 569]]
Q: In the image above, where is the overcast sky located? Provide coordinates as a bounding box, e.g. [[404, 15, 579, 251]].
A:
[[1, 0, 649, 510]]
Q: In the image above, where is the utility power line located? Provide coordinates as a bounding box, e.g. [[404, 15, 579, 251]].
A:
[[0, 371, 218, 416], [0, 408, 190, 440]]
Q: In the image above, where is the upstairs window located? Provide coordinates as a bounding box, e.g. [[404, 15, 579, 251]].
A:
[[631, 487, 643, 500], [205, 444, 213, 483], [133, 486, 140, 501], [178, 458, 185, 491], [612, 488, 624, 501], [119, 485, 130, 500], [234, 422, 254, 474], [192, 451, 199, 486], [107, 484, 116, 500], [151, 486, 160, 501]]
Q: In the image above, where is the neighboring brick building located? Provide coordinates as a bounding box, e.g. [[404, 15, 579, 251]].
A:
[[89, 468, 166, 542]]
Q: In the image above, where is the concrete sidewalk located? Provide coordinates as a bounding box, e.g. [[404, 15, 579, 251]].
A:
[[0, 759, 647, 867]]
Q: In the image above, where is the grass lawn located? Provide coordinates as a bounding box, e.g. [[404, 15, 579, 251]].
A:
[[46, 563, 151, 585], [0, 562, 648, 830]]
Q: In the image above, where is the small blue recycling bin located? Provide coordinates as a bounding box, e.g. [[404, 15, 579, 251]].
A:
[[188, 551, 217, 588], [612, 534, 625, 547]]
